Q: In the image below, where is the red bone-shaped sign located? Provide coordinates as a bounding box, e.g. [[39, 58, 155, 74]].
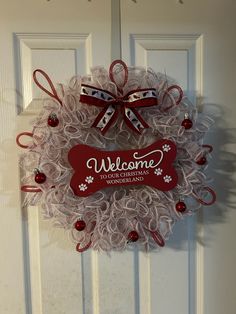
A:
[[68, 139, 178, 197]]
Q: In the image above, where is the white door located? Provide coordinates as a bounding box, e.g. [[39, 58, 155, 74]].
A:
[[121, 1, 236, 313], [1, 1, 236, 314]]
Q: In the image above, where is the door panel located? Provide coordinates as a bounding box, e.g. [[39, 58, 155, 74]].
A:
[[0, 1, 110, 313], [123, 32, 199, 314], [15, 33, 92, 111], [121, 1, 236, 314]]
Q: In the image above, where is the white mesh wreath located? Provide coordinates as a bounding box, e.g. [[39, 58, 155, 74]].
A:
[[16, 60, 216, 252]]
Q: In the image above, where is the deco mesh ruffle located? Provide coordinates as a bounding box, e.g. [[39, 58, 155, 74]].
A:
[[16, 60, 216, 252]]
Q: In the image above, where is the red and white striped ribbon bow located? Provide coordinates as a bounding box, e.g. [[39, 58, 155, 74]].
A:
[[80, 60, 158, 135]]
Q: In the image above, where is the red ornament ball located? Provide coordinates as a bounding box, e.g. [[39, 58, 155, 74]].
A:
[[181, 118, 193, 129], [48, 114, 59, 127], [128, 230, 139, 242], [35, 172, 46, 184], [196, 156, 207, 165], [74, 220, 86, 231], [176, 201, 187, 213]]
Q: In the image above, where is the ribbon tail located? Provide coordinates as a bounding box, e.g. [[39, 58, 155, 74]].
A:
[[123, 107, 149, 134], [92, 105, 119, 135], [33, 69, 62, 105], [76, 240, 92, 253], [150, 230, 165, 247]]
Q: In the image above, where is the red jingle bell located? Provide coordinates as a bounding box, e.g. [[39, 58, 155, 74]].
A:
[[74, 220, 86, 231], [128, 230, 139, 242], [196, 156, 207, 165], [48, 113, 59, 127], [176, 201, 187, 213], [34, 170, 46, 184], [181, 113, 193, 129]]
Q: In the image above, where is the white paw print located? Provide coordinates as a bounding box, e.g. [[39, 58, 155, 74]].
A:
[[85, 176, 94, 184], [163, 175, 172, 183], [154, 168, 163, 176], [162, 144, 171, 152], [79, 183, 88, 191]]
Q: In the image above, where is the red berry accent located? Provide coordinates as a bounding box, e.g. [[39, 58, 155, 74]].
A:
[[196, 156, 207, 165], [128, 230, 139, 242], [74, 220, 86, 231], [181, 118, 193, 129], [35, 172, 46, 184], [48, 114, 59, 127], [176, 201, 186, 213]]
